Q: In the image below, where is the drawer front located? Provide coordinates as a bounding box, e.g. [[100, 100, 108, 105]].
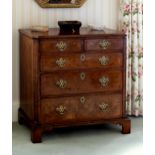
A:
[[41, 70, 122, 97], [85, 38, 123, 51], [40, 52, 123, 72], [40, 94, 122, 124], [40, 39, 83, 53]]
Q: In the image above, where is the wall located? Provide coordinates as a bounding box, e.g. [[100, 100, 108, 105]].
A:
[[12, 0, 119, 122]]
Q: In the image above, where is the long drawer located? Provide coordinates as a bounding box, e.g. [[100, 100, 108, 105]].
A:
[[40, 94, 122, 124], [41, 70, 122, 97], [40, 52, 123, 72]]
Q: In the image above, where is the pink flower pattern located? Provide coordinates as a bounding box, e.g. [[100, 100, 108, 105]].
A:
[[120, 0, 143, 116]]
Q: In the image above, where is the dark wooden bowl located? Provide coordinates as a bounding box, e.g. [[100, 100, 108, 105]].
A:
[[58, 21, 82, 35]]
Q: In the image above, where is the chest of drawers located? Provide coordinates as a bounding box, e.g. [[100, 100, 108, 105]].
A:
[[19, 28, 131, 143]]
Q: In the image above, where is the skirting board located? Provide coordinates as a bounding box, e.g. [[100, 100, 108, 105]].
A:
[[12, 102, 19, 122]]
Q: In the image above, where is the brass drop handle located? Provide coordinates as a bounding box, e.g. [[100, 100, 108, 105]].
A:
[[99, 40, 110, 50], [99, 76, 109, 87], [56, 79, 67, 88], [80, 96, 86, 104], [99, 56, 109, 66], [99, 102, 110, 112], [56, 105, 66, 115], [56, 58, 66, 68], [56, 41, 67, 52]]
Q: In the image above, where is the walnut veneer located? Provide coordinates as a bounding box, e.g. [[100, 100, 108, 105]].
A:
[[19, 28, 131, 143]]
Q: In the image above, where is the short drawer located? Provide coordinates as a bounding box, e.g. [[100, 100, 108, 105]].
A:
[[40, 39, 83, 53], [40, 94, 122, 124], [41, 70, 122, 97], [85, 38, 123, 51], [40, 52, 123, 72]]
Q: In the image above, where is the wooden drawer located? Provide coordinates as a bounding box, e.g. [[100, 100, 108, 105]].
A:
[[41, 70, 122, 97], [40, 52, 123, 72], [40, 94, 122, 124], [85, 38, 123, 51], [40, 39, 83, 53]]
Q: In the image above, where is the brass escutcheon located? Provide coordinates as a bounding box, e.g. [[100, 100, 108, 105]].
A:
[[99, 40, 110, 50], [80, 54, 86, 62], [56, 41, 67, 52], [80, 72, 86, 80], [99, 56, 109, 66], [56, 105, 66, 115], [80, 96, 86, 104], [99, 76, 109, 87]]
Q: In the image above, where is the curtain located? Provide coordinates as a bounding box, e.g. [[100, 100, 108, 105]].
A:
[[119, 0, 143, 116]]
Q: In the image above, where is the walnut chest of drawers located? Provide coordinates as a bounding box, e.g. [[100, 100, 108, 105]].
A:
[[19, 28, 131, 143]]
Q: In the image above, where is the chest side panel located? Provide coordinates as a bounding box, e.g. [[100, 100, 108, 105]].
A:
[[20, 34, 39, 121]]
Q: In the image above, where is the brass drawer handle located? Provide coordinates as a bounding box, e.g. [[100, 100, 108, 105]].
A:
[[56, 41, 67, 52], [99, 76, 109, 87], [56, 79, 67, 88], [80, 72, 86, 80], [56, 105, 66, 115], [80, 54, 86, 62], [56, 58, 66, 68], [99, 102, 110, 112], [99, 40, 110, 50], [80, 96, 86, 104], [99, 56, 109, 66]]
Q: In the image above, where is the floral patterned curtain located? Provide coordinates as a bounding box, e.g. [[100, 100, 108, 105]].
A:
[[119, 0, 143, 116]]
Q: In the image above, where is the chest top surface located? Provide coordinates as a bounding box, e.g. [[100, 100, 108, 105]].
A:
[[19, 27, 126, 39]]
